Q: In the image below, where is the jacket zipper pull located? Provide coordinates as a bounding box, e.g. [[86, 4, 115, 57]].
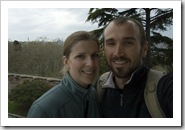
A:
[[120, 93, 123, 107]]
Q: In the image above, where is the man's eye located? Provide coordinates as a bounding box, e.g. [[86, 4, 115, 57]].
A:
[[106, 42, 115, 46], [125, 41, 134, 45]]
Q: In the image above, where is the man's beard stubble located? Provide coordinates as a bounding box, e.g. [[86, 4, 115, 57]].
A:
[[107, 57, 140, 79]]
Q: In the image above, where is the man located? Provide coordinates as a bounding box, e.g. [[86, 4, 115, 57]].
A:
[[98, 17, 173, 118]]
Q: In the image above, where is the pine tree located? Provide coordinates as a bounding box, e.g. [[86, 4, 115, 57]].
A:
[[86, 8, 173, 73]]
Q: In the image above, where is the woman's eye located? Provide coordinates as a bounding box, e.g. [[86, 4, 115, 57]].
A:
[[92, 53, 99, 58], [77, 55, 85, 59]]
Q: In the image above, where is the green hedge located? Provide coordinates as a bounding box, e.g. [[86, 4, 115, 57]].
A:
[[9, 80, 52, 116]]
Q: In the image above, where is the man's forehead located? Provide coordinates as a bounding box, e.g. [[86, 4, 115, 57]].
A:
[[105, 20, 139, 34]]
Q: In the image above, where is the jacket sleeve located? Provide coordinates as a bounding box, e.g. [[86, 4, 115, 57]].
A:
[[157, 73, 173, 118], [27, 102, 49, 118]]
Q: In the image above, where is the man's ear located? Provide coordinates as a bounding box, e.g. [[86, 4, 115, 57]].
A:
[[142, 42, 149, 58]]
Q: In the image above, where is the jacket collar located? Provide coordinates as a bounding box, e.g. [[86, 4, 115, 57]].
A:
[[102, 65, 145, 89], [65, 73, 92, 92]]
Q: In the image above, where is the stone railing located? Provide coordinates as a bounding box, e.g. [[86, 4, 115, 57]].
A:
[[8, 73, 62, 93], [8, 113, 25, 118]]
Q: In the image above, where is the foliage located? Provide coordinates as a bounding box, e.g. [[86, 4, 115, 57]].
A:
[[8, 100, 27, 117], [9, 80, 52, 110], [150, 33, 173, 73], [86, 8, 173, 73], [99, 47, 110, 75], [8, 41, 63, 78]]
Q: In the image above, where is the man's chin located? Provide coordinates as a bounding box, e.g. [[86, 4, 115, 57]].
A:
[[112, 69, 130, 79]]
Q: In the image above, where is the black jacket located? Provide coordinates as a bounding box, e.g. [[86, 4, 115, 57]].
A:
[[100, 65, 173, 118]]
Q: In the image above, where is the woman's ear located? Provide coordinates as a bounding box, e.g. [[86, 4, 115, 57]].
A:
[[63, 56, 69, 69], [63, 56, 67, 65]]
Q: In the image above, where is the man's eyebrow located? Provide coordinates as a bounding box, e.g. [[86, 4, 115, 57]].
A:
[[105, 38, 114, 42], [123, 37, 136, 41], [105, 37, 136, 42]]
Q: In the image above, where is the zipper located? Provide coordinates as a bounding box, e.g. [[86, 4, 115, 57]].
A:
[[84, 89, 90, 117], [120, 93, 123, 107], [84, 100, 89, 118]]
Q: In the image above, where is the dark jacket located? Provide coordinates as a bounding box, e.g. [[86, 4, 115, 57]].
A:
[[100, 65, 173, 118], [27, 73, 101, 118]]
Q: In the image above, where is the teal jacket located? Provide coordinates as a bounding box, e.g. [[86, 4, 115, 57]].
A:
[[27, 74, 101, 118]]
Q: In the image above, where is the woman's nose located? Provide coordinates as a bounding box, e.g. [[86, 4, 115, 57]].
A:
[[86, 57, 94, 67]]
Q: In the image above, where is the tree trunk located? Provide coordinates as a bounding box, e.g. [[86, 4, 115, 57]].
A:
[[144, 8, 151, 67]]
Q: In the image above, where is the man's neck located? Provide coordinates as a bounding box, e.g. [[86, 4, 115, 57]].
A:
[[115, 77, 129, 89], [114, 64, 143, 89]]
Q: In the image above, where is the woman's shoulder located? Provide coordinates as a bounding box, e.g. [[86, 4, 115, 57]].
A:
[[34, 83, 69, 106]]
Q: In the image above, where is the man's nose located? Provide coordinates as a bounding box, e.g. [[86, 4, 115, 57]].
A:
[[114, 44, 123, 56]]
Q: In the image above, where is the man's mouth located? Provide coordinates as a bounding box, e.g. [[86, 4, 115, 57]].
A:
[[113, 60, 128, 65]]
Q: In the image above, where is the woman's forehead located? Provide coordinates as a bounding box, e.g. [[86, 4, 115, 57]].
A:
[[70, 40, 99, 53]]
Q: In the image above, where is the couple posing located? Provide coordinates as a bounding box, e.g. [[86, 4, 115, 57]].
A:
[[27, 17, 173, 118]]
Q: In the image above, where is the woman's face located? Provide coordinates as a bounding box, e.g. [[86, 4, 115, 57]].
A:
[[64, 40, 100, 88]]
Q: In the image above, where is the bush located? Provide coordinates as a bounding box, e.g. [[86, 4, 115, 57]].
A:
[[9, 80, 51, 110], [8, 100, 27, 116], [8, 42, 63, 78]]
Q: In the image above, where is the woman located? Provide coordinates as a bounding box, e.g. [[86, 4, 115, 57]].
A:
[[27, 31, 101, 118]]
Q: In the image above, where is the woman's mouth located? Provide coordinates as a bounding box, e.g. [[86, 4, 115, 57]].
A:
[[82, 70, 95, 75]]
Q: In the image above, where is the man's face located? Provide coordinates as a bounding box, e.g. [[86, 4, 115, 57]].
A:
[[103, 21, 148, 79]]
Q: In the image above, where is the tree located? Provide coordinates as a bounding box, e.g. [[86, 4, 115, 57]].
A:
[[86, 8, 173, 73], [13, 40, 22, 51]]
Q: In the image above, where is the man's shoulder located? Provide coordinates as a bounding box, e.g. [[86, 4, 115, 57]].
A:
[[147, 69, 165, 80], [148, 68, 172, 84], [158, 72, 173, 86], [156, 72, 173, 117], [99, 71, 111, 80]]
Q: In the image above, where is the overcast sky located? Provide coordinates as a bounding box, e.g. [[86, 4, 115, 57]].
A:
[[8, 8, 99, 42], [8, 8, 173, 42]]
